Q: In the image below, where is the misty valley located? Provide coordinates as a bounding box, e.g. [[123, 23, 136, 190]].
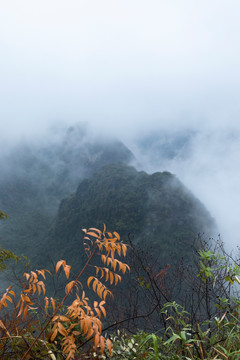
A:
[[0, 124, 240, 359]]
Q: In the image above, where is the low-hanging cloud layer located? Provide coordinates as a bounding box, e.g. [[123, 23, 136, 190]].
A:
[[1, 0, 240, 249], [129, 128, 240, 251]]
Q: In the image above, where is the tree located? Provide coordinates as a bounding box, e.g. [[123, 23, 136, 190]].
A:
[[0, 226, 130, 359]]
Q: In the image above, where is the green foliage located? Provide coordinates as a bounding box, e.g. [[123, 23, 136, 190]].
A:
[[107, 247, 240, 360], [0, 211, 8, 220], [51, 163, 215, 271], [0, 247, 24, 272]]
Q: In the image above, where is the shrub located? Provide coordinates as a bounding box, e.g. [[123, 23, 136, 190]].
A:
[[0, 226, 130, 359]]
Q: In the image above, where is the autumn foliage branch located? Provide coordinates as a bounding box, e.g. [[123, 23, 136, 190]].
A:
[[0, 225, 130, 360]]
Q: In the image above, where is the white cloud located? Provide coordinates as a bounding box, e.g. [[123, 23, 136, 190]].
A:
[[1, 0, 240, 250]]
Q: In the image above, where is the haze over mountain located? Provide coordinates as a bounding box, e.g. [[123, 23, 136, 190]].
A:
[[1, 1, 240, 250], [0, 125, 134, 261], [0, 123, 216, 275], [128, 127, 240, 250]]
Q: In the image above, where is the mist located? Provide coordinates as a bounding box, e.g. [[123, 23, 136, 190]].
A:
[[128, 127, 240, 250], [1, 1, 240, 250]]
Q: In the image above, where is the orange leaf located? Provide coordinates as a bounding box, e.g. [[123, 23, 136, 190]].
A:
[[106, 339, 112, 355], [65, 281, 75, 294], [64, 265, 71, 280], [93, 279, 98, 292], [94, 333, 100, 349], [59, 316, 70, 322], [50, 329, 58, 342], [126, 264, 130, 272], [101, 255, 106, 264], [38, 281, 46, 295], [24, 273, 30, 281], [99, 304, 106, 318], [23, 294, 34, 305], [5, 295, 12, 303], [104, 268, 109, 281], [45, 296, 49, 310], [98, 242, 103, 251], [87, 276, 94, 288], [17, 302, 24, 317], [32, 284, 37, 293], [52, 316, 59, 322], [88, 228, 102, 234], [23, 305, 28, 320], [112, 259, 117, 271], [1, 301, 8, 309], [115, 273, 120, 285], [109, 272, 114, 285], [99, 286, 105, 299], [30, 271, 37, 281], [37, 270, 46, 279], [8, 290, 15, 297], [37, 284, 41, 295], [113, 231, 120, 240], [100, 335, 105, 354], [86, 231, 100, 238], [51, 297, 56, 311], [58, 322, 68, 336], [0, 320, 11, 338], [122, 244, 127, 257], [117, 245, 121, 257], [56, 260, 66, 274], [95, 308, 101, 318]]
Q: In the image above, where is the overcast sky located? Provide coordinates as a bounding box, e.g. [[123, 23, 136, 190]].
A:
[[1, 1, 240, 249]]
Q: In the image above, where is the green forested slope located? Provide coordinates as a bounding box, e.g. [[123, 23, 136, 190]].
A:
[[0, 126, 133, 262], [50, 163, 215, 269]]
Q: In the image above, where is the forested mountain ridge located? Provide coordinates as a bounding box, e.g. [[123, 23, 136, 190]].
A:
[[0, 125, 134, 260], [50, 163, 215, 269], [0, 125, 215, 270]]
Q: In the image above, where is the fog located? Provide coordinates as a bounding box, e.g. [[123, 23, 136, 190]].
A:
[[129, 128, 240, 251], [1, 1, 240, 249]]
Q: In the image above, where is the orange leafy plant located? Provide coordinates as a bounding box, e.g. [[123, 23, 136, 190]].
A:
[[0, 226, 129, 360]]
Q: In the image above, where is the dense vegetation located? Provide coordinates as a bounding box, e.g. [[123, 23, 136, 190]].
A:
[[106, 242, 240, 360], [1, 214, 240, 359], [50, 163, 215, 270]]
